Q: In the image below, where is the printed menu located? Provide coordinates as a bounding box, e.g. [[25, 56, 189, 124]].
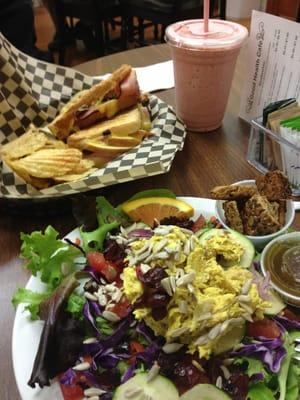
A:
[[239, 10, 300, 122]]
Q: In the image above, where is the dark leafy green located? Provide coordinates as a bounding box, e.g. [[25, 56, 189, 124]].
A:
[[28, 272, 82, 388]]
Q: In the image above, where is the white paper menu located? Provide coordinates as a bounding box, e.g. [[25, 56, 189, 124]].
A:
[[239, 10, 300, 122]]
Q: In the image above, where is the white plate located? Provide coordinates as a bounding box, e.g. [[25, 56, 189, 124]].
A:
[[12, 197, 216, 400]]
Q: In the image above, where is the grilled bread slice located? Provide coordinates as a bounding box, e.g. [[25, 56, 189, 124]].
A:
[[48, 64, 141, 139]]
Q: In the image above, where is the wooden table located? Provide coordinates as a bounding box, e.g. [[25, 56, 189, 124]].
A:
[[0, 43, 299, 400]]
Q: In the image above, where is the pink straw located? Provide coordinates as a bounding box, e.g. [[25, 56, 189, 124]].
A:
[[204, 0, 210, 32]]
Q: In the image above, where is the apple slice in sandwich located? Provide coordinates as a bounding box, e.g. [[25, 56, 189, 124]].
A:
[[67, 107, 143, 150]]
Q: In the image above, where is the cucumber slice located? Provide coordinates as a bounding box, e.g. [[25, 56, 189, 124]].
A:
[[180, 384, 231, 400], [113, 373, 179, 400], [264, 289, 285, 315], [198, 228, 255, 269], [194, 228, 212, 238], [213, 322, 246, 355]]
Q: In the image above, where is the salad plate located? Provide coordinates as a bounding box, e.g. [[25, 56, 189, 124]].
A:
[[11, 193, 300, 400], [12, 197, 216, 400]]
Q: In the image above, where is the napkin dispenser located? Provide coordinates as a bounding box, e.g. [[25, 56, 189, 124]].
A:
[[247, 117, 300, 196]]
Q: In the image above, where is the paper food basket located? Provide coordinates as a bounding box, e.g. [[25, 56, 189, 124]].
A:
[[0, 34, 186, 199]]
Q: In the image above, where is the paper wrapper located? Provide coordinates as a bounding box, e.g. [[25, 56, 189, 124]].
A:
[[0, 34, 186, 199]]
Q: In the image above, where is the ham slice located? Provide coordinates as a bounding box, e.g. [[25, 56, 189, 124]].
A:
[[118, 70, 140, 110], [74, 70, 141, 130], [75, 108, 103, 129]]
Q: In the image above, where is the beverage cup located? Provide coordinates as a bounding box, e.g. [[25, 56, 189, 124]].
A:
[[165, 19, 248, 132]]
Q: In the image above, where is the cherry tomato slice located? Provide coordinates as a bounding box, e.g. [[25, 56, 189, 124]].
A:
[[246, 318, 281, 339], [60, 383, 83, 400], [110, 296, 131, 318], [191, 215, 206, 232], [130, 341, 145, 354], [87, 252, 118, 282]]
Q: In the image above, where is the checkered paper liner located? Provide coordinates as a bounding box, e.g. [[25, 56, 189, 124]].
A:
[[0, 34, 186, 199]]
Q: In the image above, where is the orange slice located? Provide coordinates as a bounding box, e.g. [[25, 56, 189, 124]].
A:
[[122, 197, 194, 226]]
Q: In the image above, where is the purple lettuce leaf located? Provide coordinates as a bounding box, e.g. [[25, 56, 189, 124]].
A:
[[98, 315, 134, 349], [100, 393, 113, 400], [81, 371, 110, 390], [83, 301, 101, 335], [28, 273, 84, 388], [232, 337, 286, 373], [96, 353, 120, 369], [83, 265, 101, 283], [60, 368, 77, 385], [250, 264, 271, 300], [136, 321, 163, 346], [84, 316, 133, 366], [250, 372, 265, 382], [275, 315, 300, 331], [89, 300, 103, 316], [136, 343, 159, 366], [128, 229, 153, 239], [121, 363, 136, 383]]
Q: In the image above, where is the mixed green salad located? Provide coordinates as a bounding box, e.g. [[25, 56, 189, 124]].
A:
[[13, 189, 300, 400]]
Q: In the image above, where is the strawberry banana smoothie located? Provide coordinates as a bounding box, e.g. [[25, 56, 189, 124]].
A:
[[165, 19, 248, 132]]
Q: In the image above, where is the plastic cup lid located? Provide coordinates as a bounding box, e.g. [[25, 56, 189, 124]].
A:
[[165, 19, 248, 50]]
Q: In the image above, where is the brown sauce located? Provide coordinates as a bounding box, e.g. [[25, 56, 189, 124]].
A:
[[264, 240, 300, 297]]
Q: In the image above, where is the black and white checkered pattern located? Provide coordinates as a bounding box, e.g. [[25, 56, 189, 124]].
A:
[[0, 33, 186, 199]]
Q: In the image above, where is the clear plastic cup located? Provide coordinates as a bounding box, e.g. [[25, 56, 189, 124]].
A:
[[165, 19, 248, 132]]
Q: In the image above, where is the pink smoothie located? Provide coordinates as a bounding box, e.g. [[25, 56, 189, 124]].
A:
[[165, 20, 248, 132]]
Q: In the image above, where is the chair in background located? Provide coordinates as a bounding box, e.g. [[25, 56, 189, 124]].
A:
[[54, 0, 125, 64], [266, 0, 300, 22], [121, 0, 227, 47]]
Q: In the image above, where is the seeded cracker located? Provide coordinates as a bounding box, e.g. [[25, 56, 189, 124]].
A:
[[223, 201, 244, 233], [211, 185, 258, 200]]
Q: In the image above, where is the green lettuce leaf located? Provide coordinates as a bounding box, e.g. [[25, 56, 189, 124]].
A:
[[286, 363, 300, 400], [285, 331, 300, 400], [20, 226, 81, 289], [80, 197, 125, 252], [96, 316, 114, 336], [12, 288, 51, 320], [234, 357, 270, 379], [80, 190, 177, 252], [66, 293, 86, 320], [247, 382, 275, 400], [278, 333, 295, 400]]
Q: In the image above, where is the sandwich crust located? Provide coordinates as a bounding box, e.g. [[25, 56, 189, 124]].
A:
[[48, 64, 132, 139]]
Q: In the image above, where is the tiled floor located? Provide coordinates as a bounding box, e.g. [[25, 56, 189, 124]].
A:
[[34, 6, 251, 67]]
